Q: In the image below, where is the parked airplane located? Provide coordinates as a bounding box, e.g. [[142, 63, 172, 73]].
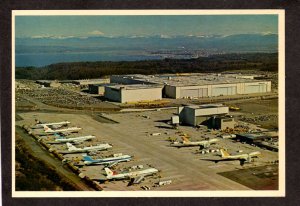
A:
[[171, 136, 219, 149], [202, 149, 261, 166], [34, 120, 70, 129], [82, 154, 132, 167], [43, 125, 82, 134], [104, 167, 158, 185], [60, 142, 112, 154], [47, 135, 96, 144]]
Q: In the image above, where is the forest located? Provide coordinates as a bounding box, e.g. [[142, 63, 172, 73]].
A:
[[15, 53, 278, 80]]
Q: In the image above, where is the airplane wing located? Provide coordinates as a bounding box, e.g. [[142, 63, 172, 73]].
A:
[[133, 175, 145, 184], [61, 132, 71, 136], [128, 175, 145, 186], [170, 143, 186, 148], [201, 158, 247, 166], [51, 124, 62, 129], [106, 161, 119, 168], [73, 140, 85, 143]]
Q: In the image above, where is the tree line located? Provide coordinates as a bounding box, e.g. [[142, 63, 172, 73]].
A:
[[15, 53, 278, 80]]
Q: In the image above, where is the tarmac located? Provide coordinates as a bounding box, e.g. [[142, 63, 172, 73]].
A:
[[16, 108, 279, 191]]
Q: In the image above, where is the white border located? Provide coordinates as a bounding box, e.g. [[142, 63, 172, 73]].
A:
[[12, 10, 285, 197]]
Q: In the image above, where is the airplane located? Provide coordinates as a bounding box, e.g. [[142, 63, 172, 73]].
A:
[[33, 120, 70, 129], [48, 135, 96, 144], [104, 167, 158, 185], [202, 149, 261, 166], [82, 154, 132, 167], [59, 142, 112, 154], [43, 125, 82, 134], [171, 136, 219, 149]]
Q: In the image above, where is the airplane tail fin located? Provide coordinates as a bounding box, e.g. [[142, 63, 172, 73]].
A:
[[55, 134, 65, 139], [82, 155, 94, 161], [104, 168, 114, 176], [209, 138, 219, 143], [44, 125, 53, 132], [182, 136, 190, 143], [249, 151, 262, 157], [220, 149, 230, 158], [66, 143, 77, 151]]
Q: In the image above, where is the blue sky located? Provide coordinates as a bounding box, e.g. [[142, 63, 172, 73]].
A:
[[15, 15, 278, 38]]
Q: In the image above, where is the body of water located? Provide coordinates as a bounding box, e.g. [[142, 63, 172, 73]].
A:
[[16, 53, 162, 67]]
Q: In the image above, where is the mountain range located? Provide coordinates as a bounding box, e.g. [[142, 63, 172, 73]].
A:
[[16, 33, 278, 67]]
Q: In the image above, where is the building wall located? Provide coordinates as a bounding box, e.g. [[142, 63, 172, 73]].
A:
[[89, 85, 98, 94], [211, 84, 237, 96], [110, 76, 146, 85], [104, 87, 122, 102], [194, 106, 229, 116], [72, 79, 109, 86], [165, 85, 177, 98], [207, 116, 235, 130], [218, 118, 235, 130], [179, 86, 209, 98], [242, 81, 271, 94], [178, 107, 195, 126], [89, 85, 106, 95], [178, 106, 229, 126], [165, 81, 271, 99], [121, 87, 162, 103], [105, 86, 162, 103], [195, 116, 209, 126]]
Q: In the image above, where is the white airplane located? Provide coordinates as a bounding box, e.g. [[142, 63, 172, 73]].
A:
[[82, 154, 132, 167], [202, 149, 261, 166], [43, 125, 82, 134], [104, 167, 158, 184], [219, 149, 261, 164], [52, 135, 96, 143], [171, 136, 219, 149], [60, 142, 112, 154], [34, 121, 70, 129]]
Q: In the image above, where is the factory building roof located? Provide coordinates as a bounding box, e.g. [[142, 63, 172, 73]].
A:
[[112, 73, 267, 87], [90, 83, 117, 87], [184, 104, 225, 109], [72, 79, 110, 85], [106, 84, 163, 90]]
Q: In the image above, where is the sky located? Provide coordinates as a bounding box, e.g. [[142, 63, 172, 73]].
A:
[[15, 15, 278, 38]]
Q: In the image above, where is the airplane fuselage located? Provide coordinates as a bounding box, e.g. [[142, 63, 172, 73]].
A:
[[106, 168, 158, 180], [222, 151, 261, 161], [67, 144, 112, 153], [35, 121, 70, 128], [84, 155, 132, 165], [55, 135, 95, 143], [172, 138, 219, 147], [45, 127, 82, 133]]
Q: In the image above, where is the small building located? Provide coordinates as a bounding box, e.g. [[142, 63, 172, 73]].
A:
[[88, 83, 116, 95], [237, 131, 278, 143], [104, 84, 163, 103], [178, 104, 229, 126], [72, 79, 110, 88], [207, 116, 235, 130], [36, 80, 61, 88], [237, 133, 267, 143]]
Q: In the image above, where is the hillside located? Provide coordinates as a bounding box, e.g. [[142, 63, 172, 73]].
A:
[[15, 53, 278, 80]]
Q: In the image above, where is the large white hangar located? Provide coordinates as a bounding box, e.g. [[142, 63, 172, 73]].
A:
[[104, 84, 163, 103], [164, 81, 271, 99], [110, 73, 271, 99], [178, 104, 230, 126]]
